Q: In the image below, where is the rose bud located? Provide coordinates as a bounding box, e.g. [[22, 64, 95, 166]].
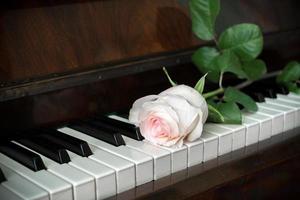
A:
[[129, 85, 208, 147]]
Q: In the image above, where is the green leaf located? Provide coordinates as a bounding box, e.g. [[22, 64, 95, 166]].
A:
[[219, 23, 263, 61], [217, 102, 242, 124], [206, 98, 218, 106], [285, 82, 300, 94], [194, 73, 207, 94], [242, 59, 267, 80], [224, 87, 258, 111], [189, 0, 220, 40], [207, 103, 225, 123], [192, 47, 220, 82], [192, 47, 219, 68], [277, 61, 300, 83], [211, 50, 246, 79]]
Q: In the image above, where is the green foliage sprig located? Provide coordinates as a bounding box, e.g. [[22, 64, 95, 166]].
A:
[[277, 61, 300, 94], [164, 0, 299, 124], [188, 0, 267, 124]]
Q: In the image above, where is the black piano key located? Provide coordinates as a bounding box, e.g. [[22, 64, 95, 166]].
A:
[[69, 121, 125, 146], [247, 92, 265, 102], [38, 129, 93, 157], [0, 142, 46, 172], [263, 88, 277, 98], [241, 85, 264, 102], [16, 136, 71, 164], [93, 115, 144, 141], [0, 168, 6, 183], [275, 85, 289, 95]]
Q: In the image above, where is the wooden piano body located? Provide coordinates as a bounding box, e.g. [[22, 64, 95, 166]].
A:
[[0, 0, 300, 199]]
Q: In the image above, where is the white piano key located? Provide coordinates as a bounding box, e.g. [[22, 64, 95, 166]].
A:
[[204, 124, 232, 155], [268, 97, 300, 113], [243, 112, 272, 141], [278, 93, 300, 102], [276, 94, 300, 126], [243, 118, 260, 146], [184, 139, 204, 167], [216, 124, 246, 151], [109, 115, 188, 173], [67, 151, 116, 199], [256, 107, 284, 136], [200, 132, 218, 162], [13, 141, 95, 200], [155, 145, 187, 173], [88, 146, 135, 194], [88, 145, 135, 194], [0, 164, 49, 200], [288, 93, 300, 98], [59, 127, 153, 186], [54, 128, 135, 194], [0, 153, 72, 200], [265, 98, 299, 128], [258, 103, 295, 131], [122, 136, 171, 180], [108, 115, 131, 124], [0, 185, 23, 200]]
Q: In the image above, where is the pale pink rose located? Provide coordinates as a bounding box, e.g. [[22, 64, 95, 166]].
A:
[[129, 85, 208, 147]]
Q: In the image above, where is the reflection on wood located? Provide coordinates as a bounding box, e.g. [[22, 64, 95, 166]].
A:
[[0, 0, 300, 82], [0, 0, 194, 82]]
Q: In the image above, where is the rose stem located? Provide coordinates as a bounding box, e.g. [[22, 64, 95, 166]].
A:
[[163, 67, 177, 87], [202, 70, 281, 99]]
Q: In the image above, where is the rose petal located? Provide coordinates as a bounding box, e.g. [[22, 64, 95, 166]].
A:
[[140, 101, 179, 124], [185, 114, 203, 141], [159, 94, 199, 135], [139, 101, 180, 139], [159, 85, 208, 123], [155, 131, 183, 147], [147, 134, 184, 147], [129, 95, 159, 124]]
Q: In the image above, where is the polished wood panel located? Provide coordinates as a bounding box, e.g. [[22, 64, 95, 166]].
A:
[[0, 28, 300, 103], [0, 49, 193, 101], [0, 0, 300, 83], [0, 0, 194, 82]]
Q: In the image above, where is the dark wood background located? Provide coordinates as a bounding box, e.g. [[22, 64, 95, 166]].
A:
[[0, 0, 300, 136], [1, 0, 300, 83]]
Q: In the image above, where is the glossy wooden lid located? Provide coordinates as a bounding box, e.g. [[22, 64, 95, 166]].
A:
[[1, 0, 300, 84]]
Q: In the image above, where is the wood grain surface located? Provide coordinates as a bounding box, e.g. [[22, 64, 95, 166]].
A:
[[1, 0, 300, 83]]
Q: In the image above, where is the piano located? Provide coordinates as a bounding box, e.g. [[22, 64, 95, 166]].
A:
[[0, 0, 300, 199]]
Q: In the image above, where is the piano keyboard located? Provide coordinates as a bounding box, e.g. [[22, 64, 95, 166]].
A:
[[0, 92, 299, 200]]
